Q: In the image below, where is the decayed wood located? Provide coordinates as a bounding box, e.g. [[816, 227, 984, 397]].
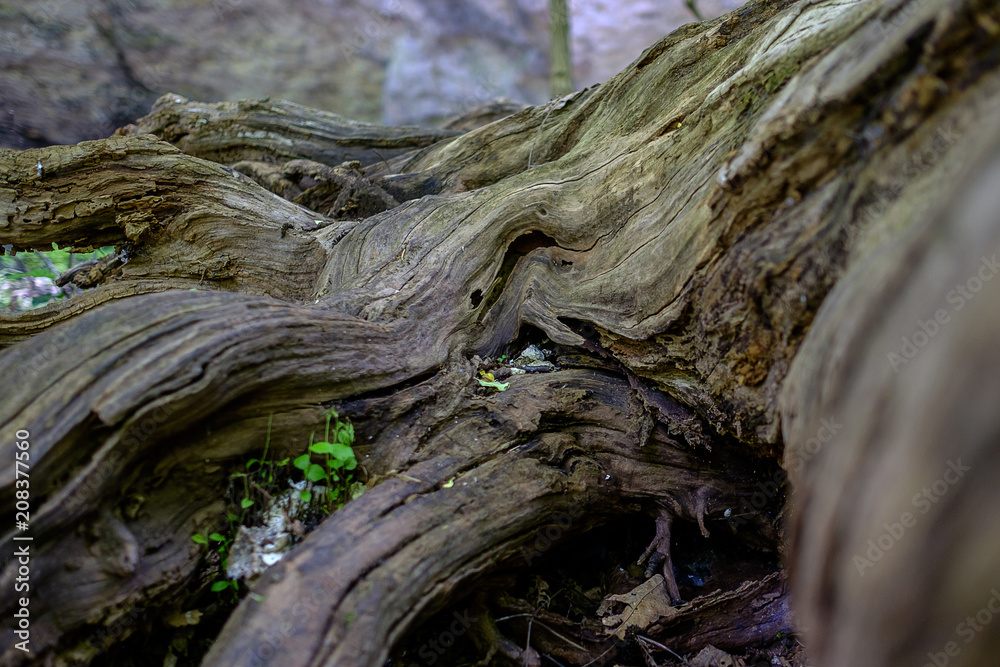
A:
[[115, 94, 461, 168], [203, 369, 781, 666], [484, 571, 787, 664], [0, 0, 997, 665], [0, 135, 335, 300], [439, 99, 529, 132], [780, 66, 1000, 667]]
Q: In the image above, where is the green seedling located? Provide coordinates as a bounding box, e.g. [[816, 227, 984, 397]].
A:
[[245, 414, 276, 482], [293, 410, 361, 511], [190, 409, 363, 608], [191, 531, 238, 601]]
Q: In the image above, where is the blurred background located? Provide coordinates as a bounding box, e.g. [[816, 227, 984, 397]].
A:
[[0, 0, 746, 149]]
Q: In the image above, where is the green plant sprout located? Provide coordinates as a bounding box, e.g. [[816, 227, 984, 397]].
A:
[[245, 415, 290, 481], [190, 409, 362, 601], [293, 409, 362, 511], [238, 414, 292, 512], [191, 532, 238, 600]]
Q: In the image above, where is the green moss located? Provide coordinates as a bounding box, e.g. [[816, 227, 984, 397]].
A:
[[763, 61, 799, 94], [736, 60, 800, 116]]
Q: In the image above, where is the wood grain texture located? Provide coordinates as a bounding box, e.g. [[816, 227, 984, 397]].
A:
[[0, 0, 997, 665]]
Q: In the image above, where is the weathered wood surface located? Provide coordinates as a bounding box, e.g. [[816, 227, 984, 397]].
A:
[[115, 94, 461, 168], [0, 0, 998, 665], [781, 66, 1000, 667]]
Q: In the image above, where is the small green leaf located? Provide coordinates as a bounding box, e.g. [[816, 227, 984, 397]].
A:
[[249, 592, 264, 602], [209, 533, 226, 542], [241, 497, 254, 509], [337, 429, 353, 446], [191, 534, 208, 545], [226, 513, 239, 523], [344, 458, 358, 471], [310, 441, 336, 455], [328, 442, 354, 462], [300, 489, 312, 503], [442, 477, 455, 488], [477, 379, 510, 391], [211, 581, 231, 592], [246, 458, 260, 469], [305, 463, 326, 482], [276, 457, 290, 466], [293, 454, 312, 470]]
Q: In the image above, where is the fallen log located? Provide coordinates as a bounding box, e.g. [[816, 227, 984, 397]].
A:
[[0, 0, 997, 665]]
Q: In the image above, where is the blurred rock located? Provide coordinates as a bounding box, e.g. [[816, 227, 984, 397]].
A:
[[0, 0, 746, 147]]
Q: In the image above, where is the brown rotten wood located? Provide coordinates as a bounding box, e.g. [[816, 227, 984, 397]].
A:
[[0, 0, 998, 666]]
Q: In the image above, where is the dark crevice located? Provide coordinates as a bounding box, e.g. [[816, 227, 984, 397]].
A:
[[333, 368, 441, 406], [476, 231, 559, 316], [389, 505, 782, 667], [502, 323, 552, 362]]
